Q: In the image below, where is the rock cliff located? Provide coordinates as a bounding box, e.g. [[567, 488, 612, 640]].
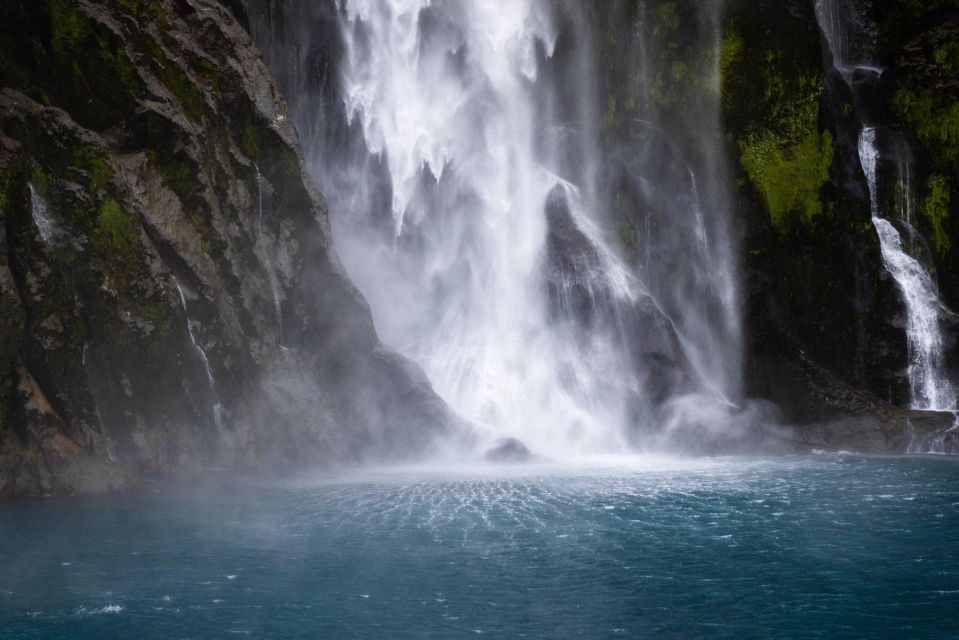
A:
[[0, 0, 459, 496]]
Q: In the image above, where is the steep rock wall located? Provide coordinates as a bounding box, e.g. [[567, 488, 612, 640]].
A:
[[0, 0, 459, 496]]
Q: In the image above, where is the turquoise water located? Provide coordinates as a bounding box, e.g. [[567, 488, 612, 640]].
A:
[[1, 455, 958, 639]]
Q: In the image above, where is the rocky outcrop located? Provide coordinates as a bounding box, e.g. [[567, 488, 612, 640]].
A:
[[0, 0, 460, 496]]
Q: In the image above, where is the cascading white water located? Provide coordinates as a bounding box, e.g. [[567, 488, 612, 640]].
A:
[[858, 130, 955, 411], [173, 278, 225, 431], [322, 0, 740, 456], [28, 183, 57, 245], [816, 0, 955, 412], [338, 0, 623, 456], [28, 183, 77, 248], [814, 0, 881, 81]]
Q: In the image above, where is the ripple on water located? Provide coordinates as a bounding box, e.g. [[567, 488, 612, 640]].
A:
[[0, 455, 957, 639]]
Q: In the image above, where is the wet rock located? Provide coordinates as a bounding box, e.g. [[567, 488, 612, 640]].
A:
[[485, 438, 535, 464]]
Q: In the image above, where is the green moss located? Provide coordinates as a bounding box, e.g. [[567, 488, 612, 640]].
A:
[[933, 41, 959, 71], [147, 43, 206, 122], [720, 31, 744, 83], [113, 0, 168, 28], [92, 198, 139, 264], [740, 130, 833, 230], [48, 0, 141, 127], [29, 166, 54, 196], [73, 147, 112, 191], [49, 0, 87, 55], [921, 174, 951, 256], [892, 87, 959, 172]]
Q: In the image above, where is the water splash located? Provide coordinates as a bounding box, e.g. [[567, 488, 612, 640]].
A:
[[173, 277, 225, 431]]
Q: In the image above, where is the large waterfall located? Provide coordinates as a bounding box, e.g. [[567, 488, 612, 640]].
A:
[[816, 0, 956, 412], [250, 0, 744, 457]]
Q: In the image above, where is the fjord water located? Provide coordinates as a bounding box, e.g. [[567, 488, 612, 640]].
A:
[[2, 456, 958, 639]]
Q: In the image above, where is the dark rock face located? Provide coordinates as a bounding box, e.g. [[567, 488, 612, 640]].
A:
[[0, 0, 460, 496]]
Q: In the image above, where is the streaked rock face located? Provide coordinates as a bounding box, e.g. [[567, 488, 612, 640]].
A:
[[0, 0, 461, 496]]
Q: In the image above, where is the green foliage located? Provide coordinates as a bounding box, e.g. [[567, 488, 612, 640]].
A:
[[740, 130, 833, 230], [921, 174, 951, 256], [893, 88, 959, 173]]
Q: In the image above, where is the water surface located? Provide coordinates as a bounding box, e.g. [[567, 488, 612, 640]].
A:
[[2, 455, 958, 638]]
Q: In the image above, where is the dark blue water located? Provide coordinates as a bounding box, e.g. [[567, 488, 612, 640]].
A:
[[1, 455, 958, 639]]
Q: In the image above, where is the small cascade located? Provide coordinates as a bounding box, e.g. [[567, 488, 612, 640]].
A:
[[816, 0, 955, 412], [858, 129, 955, 411], [814, 0, 882, 81], [253, 164, 284, 335], [28, 183, 76, 248], [172, 278, 225, 431]]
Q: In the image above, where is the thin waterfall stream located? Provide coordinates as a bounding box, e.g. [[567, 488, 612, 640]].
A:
[[173, 278, 225, 432], [859, 130, 955, 412], [816, 0, 956, 413]]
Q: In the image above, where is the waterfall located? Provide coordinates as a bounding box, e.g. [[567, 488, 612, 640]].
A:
[[859, 130, 955, 411], [817, 0, 955, 412], [173, 278, 225, 431], [338, 0, 624, 455], [248, 0, 743, 456]]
